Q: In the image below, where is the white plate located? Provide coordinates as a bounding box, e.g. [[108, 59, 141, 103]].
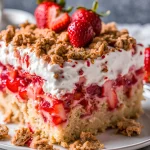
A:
[[0, 99, 150, 150], [1, 9, 35, 30]]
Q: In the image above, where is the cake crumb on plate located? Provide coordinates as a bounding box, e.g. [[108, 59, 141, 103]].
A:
[[11, 127, 32, 146], [117, 118, 143, 136], [69, 132, 104, 150], [0, 124, 9, 139]]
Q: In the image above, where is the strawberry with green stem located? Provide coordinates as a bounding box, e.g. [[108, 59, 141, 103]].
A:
[[68, 0, 110, 47], [35, 0, 72, 32], [72, 0, 110, 35]]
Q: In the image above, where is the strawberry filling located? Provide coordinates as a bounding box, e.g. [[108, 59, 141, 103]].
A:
[[0, 63, 144, 126]]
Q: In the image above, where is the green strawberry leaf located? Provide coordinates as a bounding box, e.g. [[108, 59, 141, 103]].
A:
[[99, 10, 111, 17]]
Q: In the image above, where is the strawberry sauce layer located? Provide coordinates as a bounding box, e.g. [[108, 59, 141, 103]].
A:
[[0, 63, 144, 126]]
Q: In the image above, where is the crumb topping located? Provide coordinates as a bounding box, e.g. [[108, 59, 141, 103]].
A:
[[117, 118, 143, 136], [69, 132, 104, 150], [0, 124, 9, 139], [0, 21, 136, 65], [11, 127, 32, 146], [31, 136, 55, 150]]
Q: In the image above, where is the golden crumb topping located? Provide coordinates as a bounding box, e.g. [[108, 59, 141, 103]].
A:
[[69, 132, 104, 150], [11, 127, 32, 146], [0, 21, 136, 65], [117, 118, 143, 136], [31, 136, 55, 150], [0, 124, 9, 139]]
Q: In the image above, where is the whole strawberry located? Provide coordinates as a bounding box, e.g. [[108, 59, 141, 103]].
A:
[[144, 47, 150, 82], [68, 20, 95, 48], [34, 1, 71, 32], [72, 8, 102, 35]]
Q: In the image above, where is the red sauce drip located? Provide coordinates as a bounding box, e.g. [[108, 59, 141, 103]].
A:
[[79, 69, 84, 75], [86, 60, 90, 67], [23, 55, 30, 68], [102, 55, 105, 59], [137, 43, 144, 47]]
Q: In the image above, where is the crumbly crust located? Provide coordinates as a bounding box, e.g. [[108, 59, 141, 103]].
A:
[[0, 21, 136, 65], [0, 124, 9, 139], [11, 127, 32, 146], [11, 127, 58, 150], [69, 132, 104, 150], [117, 118, 142, 136], [31, 136, 58, 150]]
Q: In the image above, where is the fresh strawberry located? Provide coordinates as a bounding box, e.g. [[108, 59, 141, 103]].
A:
[[86, 84, 102, 96], [72, 8, 102, 35], [51, 116, 65, 125], [103, 80, 113, 95], [23, 55, 30, 68], [34, 2, 71, 32], [107, 89, 118, 110], [48, 6, 71, 32], [37, 87, 44, 95], [144, 48, 150, 72], [144, 72, 150, 82], [68, 20, 95, 47], [19, 90, 28, 100], [34, 2, 60, 28], [103, 80, 118, 110], [9, 70, 18, 80], [73, 92, 84, 100], [40, 99, 66, 125], [6, 79, 19, 93]]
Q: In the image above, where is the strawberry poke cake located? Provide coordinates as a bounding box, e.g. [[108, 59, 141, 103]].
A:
[[0, 0, 144, 147]]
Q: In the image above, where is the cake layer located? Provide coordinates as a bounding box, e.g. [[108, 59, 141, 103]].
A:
[[0, 78, 143, 143], [0, 59, 144, 143], [0, 62, 144, 125]]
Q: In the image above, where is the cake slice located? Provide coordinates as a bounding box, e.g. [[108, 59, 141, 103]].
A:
[[0, 22, 144, 146]]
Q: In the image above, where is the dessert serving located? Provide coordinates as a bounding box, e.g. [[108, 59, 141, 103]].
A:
[[0, 0, 144, 149]]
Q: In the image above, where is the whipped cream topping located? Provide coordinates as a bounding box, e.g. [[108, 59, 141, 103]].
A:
[[0, 41, 144, 98]]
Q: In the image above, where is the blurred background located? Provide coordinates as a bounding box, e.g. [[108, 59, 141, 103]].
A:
[[3, 0, 150, 24]]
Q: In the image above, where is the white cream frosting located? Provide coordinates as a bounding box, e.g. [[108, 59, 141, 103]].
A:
[[0, 41, 144, 98]]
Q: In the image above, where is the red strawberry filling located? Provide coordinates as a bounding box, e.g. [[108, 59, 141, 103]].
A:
[[0, 63, 144, 126], [144, 47, 150, 82]]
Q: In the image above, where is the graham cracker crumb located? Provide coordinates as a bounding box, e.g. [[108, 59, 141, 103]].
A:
[[54, 43, 68, 56], [31, 135, 58, 150], [54, 73, 59, 79], [35, 38, 55, 57], [0, 22, 136, 65], [51, 54, 64, 65], [12, 32, 36, 47], [61, 141, 69, 148], [19, 21, 37, 31], [57, 31, 69, 43], [0, 124, 9, 139], [69, 132, 104, 150], [0, 25, 16, 45], [11, 127, 32, 146], [117, 118, 142, 136]]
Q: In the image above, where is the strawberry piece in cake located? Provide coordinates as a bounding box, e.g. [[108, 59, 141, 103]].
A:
[[0, 22, 144, 145], [144, 47, 150, 82]]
